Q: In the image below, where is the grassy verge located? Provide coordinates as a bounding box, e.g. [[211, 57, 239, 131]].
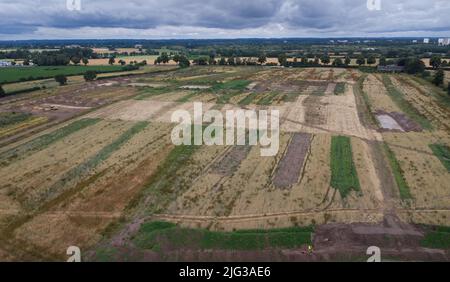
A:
[[421, 226, 450, 249], [0, 118, 100, 165], [32, 121, 149, 209], [382, 142, 412, 200], [132, 221, 313, 251], [429, 144, 450, 172], [330, 136, 361, 198], [381, 75, 432, 130]]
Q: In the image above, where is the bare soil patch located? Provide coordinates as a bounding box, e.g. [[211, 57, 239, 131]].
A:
[[272, 133, 312, 189]]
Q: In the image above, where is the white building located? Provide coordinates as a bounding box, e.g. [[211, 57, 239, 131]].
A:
[[423, 38, 430, 44], [438, 38, 450, 46], [0, 61, 12, 67]]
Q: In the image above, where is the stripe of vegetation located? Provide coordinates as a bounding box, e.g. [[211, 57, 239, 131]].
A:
[[134, 87, 173, 100], [238, 92, 258, 105], [429, 144, 450, 172], [31, 121, 149, 209], [0, 112, 33, 128], [382, 142, 412, 200], [211, 80, 251, 91], [132, 221, 313, 251], [421, 227, 450, 249], [176, 91, 199, 103], [353, 75, 379, 128], [330, 136, 361, 198], [257, 92, 279, 105], [334, 83, 346, 95], [381, 75, 432, 130], [0, 118, 101, 164]]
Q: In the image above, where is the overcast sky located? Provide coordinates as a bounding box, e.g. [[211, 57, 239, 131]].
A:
[[1, 0, 449, 40]]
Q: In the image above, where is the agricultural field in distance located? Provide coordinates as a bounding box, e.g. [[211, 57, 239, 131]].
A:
[[0, 65, 449, 262]]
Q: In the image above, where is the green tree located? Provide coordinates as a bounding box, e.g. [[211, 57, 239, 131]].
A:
[[118, 59, 126, 66], [108, 57, 115, 65], [160, 52, 170, 64], [277, 53, 288, 66], [320, 54, 330, 65], [172, 54, 180, 64], [0, 85, 5, 96], [257, 53, 267, 65], [344, 56, 351, 66], [404, 57, 425, 74], [301, 56, 308, 64], [433, 69, 444, 86], [54, 74, 68, 85], [367, 55, 376, 65], [218, 57, 227, 65], [71, 56, 81, 65], [82, 57, 89, 66], [356, 55, 366, 66], [332, 58, 343, 67], [83, 71, 97, 81], [379, 56, 387, 66], [430, 56, 442, 69], [178, 56, 190, 68], [448, 82, 450, 96]]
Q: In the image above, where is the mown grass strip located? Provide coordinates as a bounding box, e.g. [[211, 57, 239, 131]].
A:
[[132, 221, 313, 251], [421, 226, 450, 249], [381, 75, 432, 130], [429, 144, 450, 172], [330, 136, 361, 198], [30, 121, 149, 209], [0, 118, 101, 164], [382, 142, 412, 200], [176, 91, 199, 103]]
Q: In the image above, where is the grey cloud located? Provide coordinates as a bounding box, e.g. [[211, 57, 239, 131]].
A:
[[0, 0, 449, 38]]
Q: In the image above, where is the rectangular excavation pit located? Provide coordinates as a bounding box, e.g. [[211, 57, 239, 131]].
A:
[[272, 133, 312, 189]]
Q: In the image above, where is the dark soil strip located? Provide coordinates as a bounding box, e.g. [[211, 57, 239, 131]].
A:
[[304, 96, 326, 125], [273, 133, 312, 189], [210, 145, 251, 176]]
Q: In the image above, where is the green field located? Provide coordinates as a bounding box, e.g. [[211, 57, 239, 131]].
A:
[[0, 65, 127, 83], [132, 221, 313, 251], [330, 136, 361, 198], [421, 226, 450, 249], [429, 144, 450, 172]]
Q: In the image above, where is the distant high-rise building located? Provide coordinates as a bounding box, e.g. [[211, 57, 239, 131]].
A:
[[438, 38, 450, 46], [423, 38, 430, 44]]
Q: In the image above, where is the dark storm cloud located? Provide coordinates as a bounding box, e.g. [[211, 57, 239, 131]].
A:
[[0, 0, 449, 38]]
